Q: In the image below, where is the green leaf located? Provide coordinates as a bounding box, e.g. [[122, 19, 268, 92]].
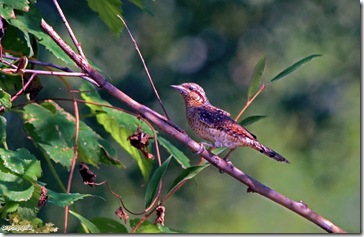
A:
[[0, 180, 34, 202], [270, 54, 322, 82], [129, 218, 160, 233], [0, 201, 19, 219], [6, 7, 73, 63], [86, 0, 124, 37], [2, 24, 32, 56], [168, 164, 209, 194], [69, 210, 100, 234], [23, 101, 121, 169], [158, 136, 190, 168], [0, 88, 11, 110], [0, 116, 6, 145], [89, 217, 128, 233], [0, 0, 30, 20], [248, 56, 265, 100], [128, 0, 145, 9], [47, 189, 92, 207], [145, 156, 171, 208], [157, 224, 179, 233], [81, 82, 153, 181], [0, 148, 41, 181], [239, 115, 267, 127]]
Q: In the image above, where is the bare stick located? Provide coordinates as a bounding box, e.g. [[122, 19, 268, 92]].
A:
[[52, 0, 86, 59], [41, 19, 346, 233], [117, 15, 171, 120], [1, 56, 99, 86], [57, 77, 80, 233]]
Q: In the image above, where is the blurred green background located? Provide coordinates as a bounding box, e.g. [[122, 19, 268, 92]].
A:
[[11, 0, 360, 233]]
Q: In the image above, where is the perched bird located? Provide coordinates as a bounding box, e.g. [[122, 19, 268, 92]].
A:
[[171, 82, 289, 163]]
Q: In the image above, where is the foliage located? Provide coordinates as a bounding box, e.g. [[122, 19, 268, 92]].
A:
[[0, 0, 358, 234]]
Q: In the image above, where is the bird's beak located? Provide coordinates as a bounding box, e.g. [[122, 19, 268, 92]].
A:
[[171, 84, 186, 93]]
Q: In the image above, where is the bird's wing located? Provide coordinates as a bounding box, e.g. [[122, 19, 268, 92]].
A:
[[198, 107, 257, 140]]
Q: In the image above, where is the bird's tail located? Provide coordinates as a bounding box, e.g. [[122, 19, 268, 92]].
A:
[[250, 140, 290, 163]]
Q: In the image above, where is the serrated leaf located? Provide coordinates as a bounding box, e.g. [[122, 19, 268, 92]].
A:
[[168, 164, 209, 194], [86, 0, 123, 36], [239, 115, 267, 127], [270, 54, 322, 82], [0, 148, 41, 181], [17, 206, 37, 221], [248, 56, 265, 100], [47, 189, 92, 207], [129, 218, 160, 233], [69, 210, 100, 234], [89, 217, 128, 233], [23, 100, 120, 169], [157, 136, 190, 169], [0, 180, 34, 201], [81, 82, 153, 181], [145, 156, 171, 208]]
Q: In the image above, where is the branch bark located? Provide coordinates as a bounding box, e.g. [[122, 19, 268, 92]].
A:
[[40, 19, 346, 233]]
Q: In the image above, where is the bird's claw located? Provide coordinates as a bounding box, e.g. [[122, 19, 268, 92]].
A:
[[196, 142, 212, 155]]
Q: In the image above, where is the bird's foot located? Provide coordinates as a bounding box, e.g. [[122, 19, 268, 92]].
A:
[[196, 142, 213, 155]]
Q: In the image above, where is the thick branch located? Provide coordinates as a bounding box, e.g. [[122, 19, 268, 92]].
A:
[[40, 19, 346, 233]]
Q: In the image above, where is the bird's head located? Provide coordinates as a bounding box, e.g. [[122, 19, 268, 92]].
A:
[[171, 83, 209, 107]]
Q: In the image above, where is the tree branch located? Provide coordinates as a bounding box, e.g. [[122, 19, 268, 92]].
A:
[[40, 19, 346, 233]]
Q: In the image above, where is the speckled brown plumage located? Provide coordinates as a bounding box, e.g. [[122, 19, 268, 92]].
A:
[[171, 82, 289, 163]]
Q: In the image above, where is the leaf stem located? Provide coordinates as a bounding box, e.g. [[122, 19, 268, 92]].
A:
[[234, 84, 266, 122]]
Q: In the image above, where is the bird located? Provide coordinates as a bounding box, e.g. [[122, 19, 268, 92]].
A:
[[171, 82, 290, 164]]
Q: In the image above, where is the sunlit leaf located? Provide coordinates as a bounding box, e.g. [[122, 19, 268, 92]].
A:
[[248, 56, 265, 100], [23, 100, 120, 169], [145, 156, 171, 208], [168, 163, 209, 194], [158, 136, 190, 168], [69, 210, 100, 234], [86, 0, 124, 36], [270, 54, 322, 82], [129, 218, 160, 233], [239, 115, 267, 127], [81, 82, 153, 181]]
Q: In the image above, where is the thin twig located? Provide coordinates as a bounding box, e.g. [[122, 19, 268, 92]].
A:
[[59, 77, 80, 233], [234, 84, 266, 122], [52, 0, 86, 59], [41, 19, 347, 234], [117, 15, 171, 120], [1, 55, 99, 86]]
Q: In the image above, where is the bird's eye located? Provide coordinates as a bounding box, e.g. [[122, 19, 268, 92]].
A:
[[188, 85, 194, 91]]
